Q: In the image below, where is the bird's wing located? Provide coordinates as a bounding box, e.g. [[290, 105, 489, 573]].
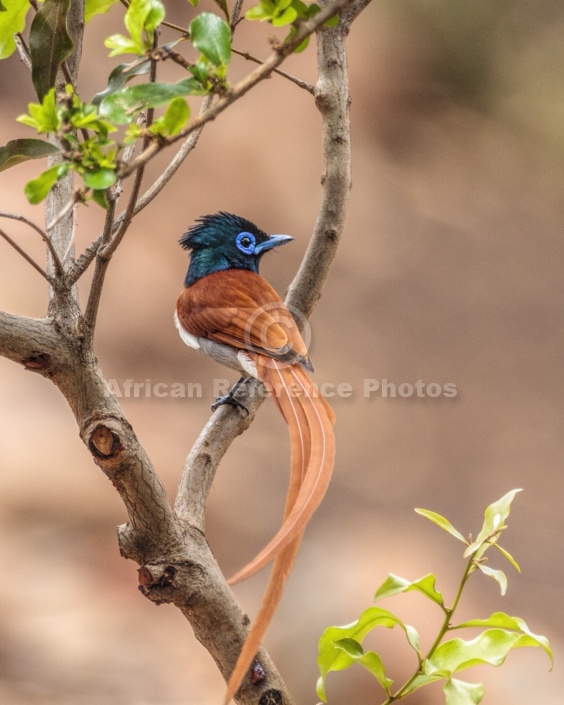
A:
[[176, 269, 311, 366]]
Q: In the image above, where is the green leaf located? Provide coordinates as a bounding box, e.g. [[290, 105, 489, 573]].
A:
[[317, 606, 419, 701], [426, 628, 550, 675], [29, 0, 74, 101], [82, 167, 116, 190], [316, 638, 392, 701], [0, 138, 61, 173], [444, 678, 484, 705], [104, 0, 164, 56], [24, 163, 68, 204], [464, 489, 522, 558], [91, 188, 109, 208], [0, 1, 6, 11], [125, 0, 164, 51], [324, 14, 340, 27], [374, 573, 444, 607], [494, 543, 521, 572], [162, 96, 190, 135], [453, 612, 553, 667], [99, 80, 195, 123], [245, 5, 270, 21], [85, 0, 118, 23], [0, 0, 30, 59], [17, 89, 61, 133], [104, 33, 142, 57], [334, 639, 393, 694], [272, 5, 297, 26], [415, 508, 468, 544], [189, 13, 232, 68], [92, 58, 152, 105], [292, 34, 310, 54], [477, 564, 507, 595]]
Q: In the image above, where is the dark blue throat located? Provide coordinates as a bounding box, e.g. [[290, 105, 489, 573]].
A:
[[184, 249, 259, 287]]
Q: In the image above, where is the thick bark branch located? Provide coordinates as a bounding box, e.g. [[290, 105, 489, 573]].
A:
[[175, 378, 266, 529], [0, 306, 292, 701], [0, 311, 58, 365], [286, 1, 353, 316]]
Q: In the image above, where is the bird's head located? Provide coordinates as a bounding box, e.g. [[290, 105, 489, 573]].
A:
[[180, 212, 293, 286]]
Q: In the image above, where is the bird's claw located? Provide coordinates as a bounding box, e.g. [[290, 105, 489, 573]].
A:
[[211, 392, 249, 415]]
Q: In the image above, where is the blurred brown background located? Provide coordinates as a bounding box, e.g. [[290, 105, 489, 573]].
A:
[[0, 1, 563, 703]]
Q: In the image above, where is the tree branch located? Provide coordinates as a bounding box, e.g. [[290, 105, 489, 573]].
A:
[[286, 0, 355, 316], [81, 196, 117, 333], [231, 0, 245, 30], [0, 310, 58, 364], [43, 0, 85, 321], [175, 378, 267, 529]]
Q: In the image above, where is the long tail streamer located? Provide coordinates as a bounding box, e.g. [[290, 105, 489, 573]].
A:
[[224, 358, 335, 703]]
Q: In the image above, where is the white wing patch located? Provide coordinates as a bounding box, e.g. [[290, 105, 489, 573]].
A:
[[174, 310, 201, 350]]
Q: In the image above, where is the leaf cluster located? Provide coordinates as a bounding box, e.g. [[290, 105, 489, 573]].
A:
[[16, 87, 117, 204], [0, 0, 324, 208], [317, 490, 553, 705]]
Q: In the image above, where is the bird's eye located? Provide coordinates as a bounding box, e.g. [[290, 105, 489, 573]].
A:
[[236, 231, 256, 255]]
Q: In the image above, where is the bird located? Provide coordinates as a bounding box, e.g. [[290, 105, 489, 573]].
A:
[[174, 211, 335, 703]]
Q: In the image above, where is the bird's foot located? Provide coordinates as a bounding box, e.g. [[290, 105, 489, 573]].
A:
[[211, 377, 249, 415]]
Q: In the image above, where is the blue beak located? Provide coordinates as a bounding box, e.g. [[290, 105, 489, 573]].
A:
[[255, 234, 293, 254]]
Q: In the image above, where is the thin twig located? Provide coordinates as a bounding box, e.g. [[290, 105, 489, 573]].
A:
[[62, 202, 80, 263], [0, 227, 52, 283], [67, 233, 105, 283], [46, 189, 84, 233], [14, 33, 32, 70], [155, 46, 193, 70], [231, 0, 245, 30], [82, 197, 117, 330], [0, 211, 63, 275], [118, 0, 354, 179], [160, 18, 189, 35], [232, 47, 314, 93], [60, 60, 74, 87]]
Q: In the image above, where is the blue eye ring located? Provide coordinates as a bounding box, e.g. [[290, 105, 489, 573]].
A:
[[236, 231, 256, 255]]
